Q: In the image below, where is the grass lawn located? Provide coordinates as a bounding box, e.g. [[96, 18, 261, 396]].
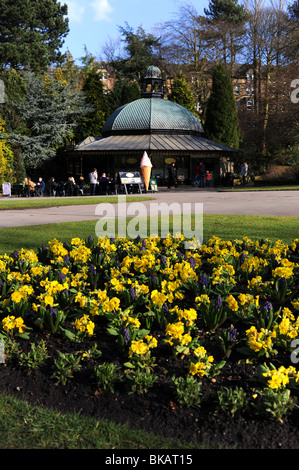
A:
[[223, 185, 299, 192], [0, 195, 154, 210], [0, 393, 206, 450], [0, 214, 299, 254]]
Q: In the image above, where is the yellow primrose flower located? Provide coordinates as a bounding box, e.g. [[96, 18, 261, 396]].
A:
[[70, 245, 91, 264], [71, 238, 85, 246], [129, 340, 149, 357], [74, 315, 95, 336], [110, 278, 125, 292], [144, 335, 158, 349], [165, 321, 185, 340], [189, 361, 207, 377], [193, 346, 207, 359], [102, 297, 120, 313], [177, 308, 197, 325], [226, 295, 239, 312], [151, 290, 168, 308], [195, 294, 210, 306], [2, 315, 26, 334], [272, 266, 293, 279], [123, 315, 141, 330], [75, 292, 88, 308], [11, 290, 23, 304]]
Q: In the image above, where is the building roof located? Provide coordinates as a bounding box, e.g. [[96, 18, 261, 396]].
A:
[[76, 133, 234, 154], [101, 98, 204, 137], [75, 66, 237, 156]]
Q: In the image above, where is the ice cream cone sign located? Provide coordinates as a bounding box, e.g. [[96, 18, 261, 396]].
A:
[[140, 151, 153, 191]]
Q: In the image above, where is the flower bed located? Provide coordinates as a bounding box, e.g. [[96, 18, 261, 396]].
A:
[[1, 234, 299, 448]]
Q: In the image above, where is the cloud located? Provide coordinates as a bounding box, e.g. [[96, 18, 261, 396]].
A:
[[64, 0, 86, 23], [90, 0, 114, 21]]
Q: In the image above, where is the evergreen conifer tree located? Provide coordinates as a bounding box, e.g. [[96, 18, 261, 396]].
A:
[[0, 0, 69, 73], [76, 68, 109, 141], [204, 63, 240, 148], [108, 79, 141, 113], [10, 71, 90, 170]]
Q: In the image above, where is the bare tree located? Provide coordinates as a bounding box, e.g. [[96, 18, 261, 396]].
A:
[[156, 3, 212, 113]]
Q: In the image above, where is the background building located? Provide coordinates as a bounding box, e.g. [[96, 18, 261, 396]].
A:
[[70, 66, 236, 186]]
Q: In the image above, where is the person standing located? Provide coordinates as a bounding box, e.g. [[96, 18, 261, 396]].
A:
[[89, 168, 98, 195], [199, 162, 206, 187], [36, 177, 45, 196], [168, 162, 177, 189], [241, 162, 248, 185]]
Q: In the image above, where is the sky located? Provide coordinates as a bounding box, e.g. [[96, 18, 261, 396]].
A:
[[62, 0, 207, 63]]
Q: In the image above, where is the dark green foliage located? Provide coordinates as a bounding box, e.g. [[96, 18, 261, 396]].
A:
[[11, 144, 26, 183], [204, 63, 240, 149], [204, 0, 248, 23], [168, 73, 197, 115], [108, 79, 141, 113], [112, 23, 161, 81], [289, 0, 299, 19], [76, 69, 109, 141], [0, 0, 69, 72]]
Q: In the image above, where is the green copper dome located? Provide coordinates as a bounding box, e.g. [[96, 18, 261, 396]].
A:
[[145, 65, 162, 79], [102, 98, 204, 137]]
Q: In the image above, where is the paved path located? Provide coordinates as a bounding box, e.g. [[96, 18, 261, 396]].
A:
[[0, 190, 298, 229]]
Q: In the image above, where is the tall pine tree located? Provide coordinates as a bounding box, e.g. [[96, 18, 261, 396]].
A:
[[204, 63, 240, 148], [0, 0, 69, 72]]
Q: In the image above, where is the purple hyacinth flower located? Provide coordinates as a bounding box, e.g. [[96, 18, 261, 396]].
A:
[[58, 271, 66, 282], [122, 327, 130, 346], [151, 274, 157, 287], [214, 295, 223, 311], [227, 326, 237, 342], [49, 307, 57, 319], [160, 256, 167, 267], [88, 264, 96, 276], [129, 287, 136, 301], [278, 277, 287, 289], [198, 273, 209, 289], [239, 252, 245, 264], [262, 301, 273, 313]]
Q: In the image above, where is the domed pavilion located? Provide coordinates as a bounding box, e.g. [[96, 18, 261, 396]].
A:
[[71, 66, 236, 186]]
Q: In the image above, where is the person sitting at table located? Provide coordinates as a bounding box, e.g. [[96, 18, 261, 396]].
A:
[[77, 176, 85, 195], [25, 177, 36, 196]]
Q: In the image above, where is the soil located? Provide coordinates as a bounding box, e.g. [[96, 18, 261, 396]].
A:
[[1, 318, 299, 450]]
